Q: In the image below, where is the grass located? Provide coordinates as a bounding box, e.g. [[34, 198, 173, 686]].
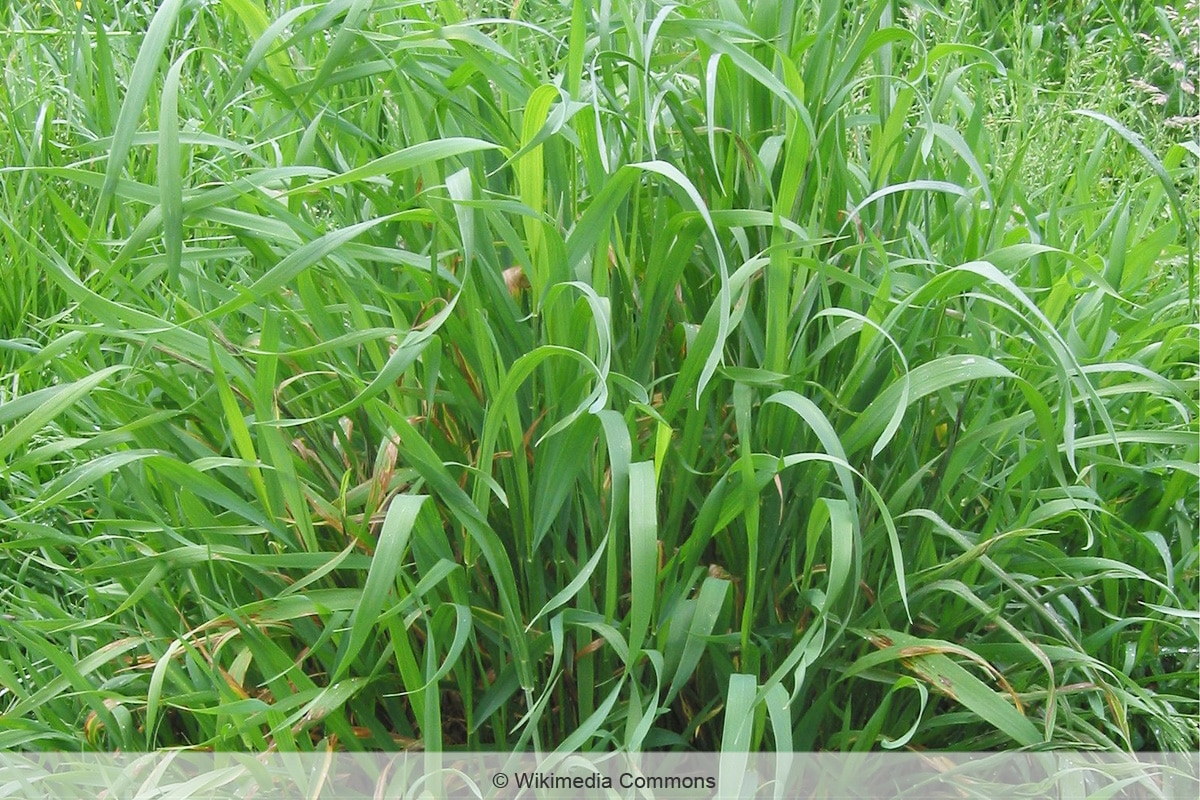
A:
[[0, 0, 1196, 752]]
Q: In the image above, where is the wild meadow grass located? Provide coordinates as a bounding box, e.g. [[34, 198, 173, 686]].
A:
[[0, 0, 1196, 752]]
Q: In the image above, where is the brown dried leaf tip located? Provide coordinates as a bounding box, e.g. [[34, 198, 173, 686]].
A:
[[503, 265, 529, 298]]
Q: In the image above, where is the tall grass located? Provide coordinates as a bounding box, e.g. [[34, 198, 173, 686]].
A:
[[0, 0, 1196, 752]]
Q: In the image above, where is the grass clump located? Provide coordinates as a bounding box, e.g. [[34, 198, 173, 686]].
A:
[[0, 0, 1196, 752]]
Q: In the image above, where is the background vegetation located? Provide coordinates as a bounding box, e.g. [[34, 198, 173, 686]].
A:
[[0, 0, 1196, 752]]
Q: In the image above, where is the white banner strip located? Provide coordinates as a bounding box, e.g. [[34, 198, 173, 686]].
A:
[[0, 752, 1195, 799]]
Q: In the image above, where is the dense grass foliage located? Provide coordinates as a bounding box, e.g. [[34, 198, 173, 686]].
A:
[[0, 0, 1196, 752]]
